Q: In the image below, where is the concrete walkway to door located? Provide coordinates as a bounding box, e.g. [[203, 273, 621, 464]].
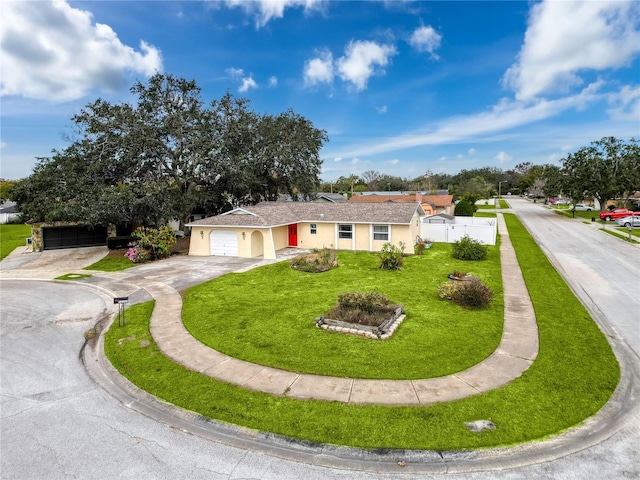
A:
[[147, 213, 539, 405]]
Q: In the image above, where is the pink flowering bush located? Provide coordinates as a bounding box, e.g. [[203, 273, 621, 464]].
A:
[[124, 225, 176, 263], [124, 243, 151, 263]]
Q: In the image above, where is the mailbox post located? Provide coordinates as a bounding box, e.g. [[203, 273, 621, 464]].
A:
[[113, 297, 129, 326]]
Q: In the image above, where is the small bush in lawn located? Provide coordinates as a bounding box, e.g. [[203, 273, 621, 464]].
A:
[[438, 277, 493, 308], [438, 281, 458, 301], [290, 248, 337, 273], [452, 235, 487, 260], [379, 242, 405, 270]]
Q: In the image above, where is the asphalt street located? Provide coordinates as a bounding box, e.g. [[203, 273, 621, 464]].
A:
[[1, 200, 639, 479]]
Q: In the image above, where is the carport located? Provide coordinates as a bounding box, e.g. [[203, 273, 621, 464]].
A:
[[42, 225, 107, 250]]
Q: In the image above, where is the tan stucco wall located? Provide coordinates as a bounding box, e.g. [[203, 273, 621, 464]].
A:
[[189, 215, 423, 258], [188, 226, 277, 259], [297, 222, 336, 249], [272, 226, 288, 252]]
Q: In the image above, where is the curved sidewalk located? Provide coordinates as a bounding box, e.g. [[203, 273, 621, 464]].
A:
[[149, 213, 539, 406]]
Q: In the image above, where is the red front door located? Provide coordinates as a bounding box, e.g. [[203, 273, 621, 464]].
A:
[[288, 224, 298, 246]]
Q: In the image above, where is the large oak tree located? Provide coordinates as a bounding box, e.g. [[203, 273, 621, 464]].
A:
[[14, 74, 328, 228]]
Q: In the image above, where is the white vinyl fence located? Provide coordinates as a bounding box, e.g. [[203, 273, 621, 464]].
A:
[[420, 217, 497, 245]]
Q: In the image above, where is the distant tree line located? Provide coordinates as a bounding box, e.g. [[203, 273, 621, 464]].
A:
[[322, 137, 639, 213], [12, 74, 328, 228]]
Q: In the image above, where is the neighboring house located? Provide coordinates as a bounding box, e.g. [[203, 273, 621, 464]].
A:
[[0, 202, 20, 224], [349, 193, 455, 216], [186, 202, 425, 259], [313, 193, 348, 203]]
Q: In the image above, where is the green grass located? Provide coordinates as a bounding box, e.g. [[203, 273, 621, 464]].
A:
[[474, 212, 497, 218], [553, 208, 601, 221], [601, 228, 640, 243], [0, 224, 31, 260], [182, 246, 503, 379], [55, 273, 93, 280], [498, 199, 509, 209], [84, 252, 135, 272], [476, 204, 495, 210], [105, 214, 618, 450]]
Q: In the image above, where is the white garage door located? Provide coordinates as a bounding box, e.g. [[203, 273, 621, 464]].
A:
[[210, 230, 239, 256]]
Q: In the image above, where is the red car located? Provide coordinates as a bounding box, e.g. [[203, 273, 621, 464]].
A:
[[599, 208, 640, 221]]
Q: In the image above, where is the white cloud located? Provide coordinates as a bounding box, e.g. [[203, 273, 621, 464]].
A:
[[337, 41, 397, 91], [227, 67, 258, 92], [304, 40, 396, 91], [334, 157, 342, 162], [226, 67, 245, 78], [457, 154, 463, 159], [503, 0, 640, 100], [377, 105, 388, 114], [0, 142, 6, 150], [225, 0, 326, 28], [351, 157, 361, 164], [606, 84, 640, 121], [303, 51, 334, 87], [268, 76, 278, 87], [331, 82, 604, 158], [390, 159, 399, 165], [468, 148, 476, 155], [495, 151, 512, 164], [239, 77, 258, 93], [408, 25, 442, 58], [0, 0, 162, 102]]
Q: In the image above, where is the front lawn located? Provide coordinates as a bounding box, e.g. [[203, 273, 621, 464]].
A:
[[105, 214, 619, 450], [84, 250, 134, 272], [0, 224, 31, 260], [182, 246, 503, 379]]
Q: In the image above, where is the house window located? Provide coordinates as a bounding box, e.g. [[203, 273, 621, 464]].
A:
[[373, 225, 389, 241], [310, 224, 317, 235], [338, 224, 352, 239]]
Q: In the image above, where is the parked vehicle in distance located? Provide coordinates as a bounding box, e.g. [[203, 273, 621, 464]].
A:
[[572, 203, 593, 211], [615, 215, 640, 228], [599, 208, 640, 221]]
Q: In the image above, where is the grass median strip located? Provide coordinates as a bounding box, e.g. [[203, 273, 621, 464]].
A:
[[105, 213, 618, 450]]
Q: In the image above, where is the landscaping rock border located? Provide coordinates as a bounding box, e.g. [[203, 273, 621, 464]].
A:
[[316, 307, 405, 340]]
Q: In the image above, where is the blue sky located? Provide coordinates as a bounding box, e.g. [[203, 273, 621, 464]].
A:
[[1, 1, 639, 182]]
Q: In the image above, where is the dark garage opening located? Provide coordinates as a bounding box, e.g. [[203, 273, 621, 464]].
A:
[[43, 226, 108, 250]]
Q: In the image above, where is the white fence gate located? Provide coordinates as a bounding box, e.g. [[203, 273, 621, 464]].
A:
[[420, 217, 497, 245]]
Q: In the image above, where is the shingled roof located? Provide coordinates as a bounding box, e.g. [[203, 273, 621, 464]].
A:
[[349, 193, 454, 208], [187, 202, 424, 228]]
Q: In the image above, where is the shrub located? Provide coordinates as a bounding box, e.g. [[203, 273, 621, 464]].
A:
[[125, 244, 151, 263], [290, 248, 337, 273], [454, 200, 474, 217], [379, 242, 405, 270], [438, 276, 493, 308], [452, 235, 487, 260], [132, 225, 176, 260], [326, 292, 402, 326]]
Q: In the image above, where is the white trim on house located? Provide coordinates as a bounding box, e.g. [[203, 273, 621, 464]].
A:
[[221, 208, 258, 217]]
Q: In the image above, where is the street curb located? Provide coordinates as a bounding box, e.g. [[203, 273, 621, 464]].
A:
[[69, 278, 639, 474]]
